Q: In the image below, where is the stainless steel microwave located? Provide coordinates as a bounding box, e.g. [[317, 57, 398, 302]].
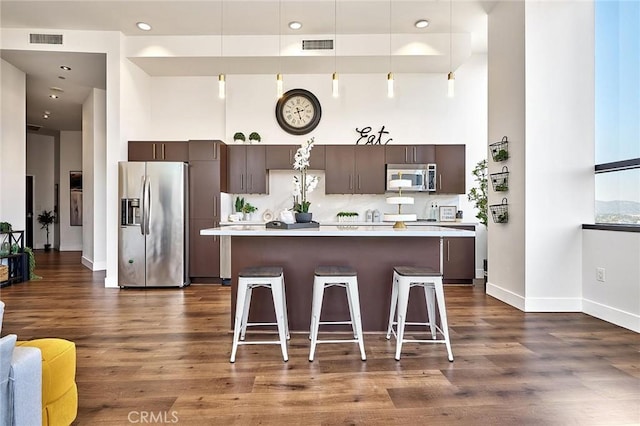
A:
[[386, 164, 437, 192]]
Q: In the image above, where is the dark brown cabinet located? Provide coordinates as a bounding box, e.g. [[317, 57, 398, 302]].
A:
[[441, 225, 475, 284], [435, 145, 465, 194], [187, 140, 227, 279], [227, 145, 267, 194], [325, 145, 385, 194], [266, 145, 325, 170], [128, 141, 188, 162], [385, 145, 435, 164]]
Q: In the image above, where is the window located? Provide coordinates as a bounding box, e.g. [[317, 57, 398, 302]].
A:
[[595, 0, 640, 225]]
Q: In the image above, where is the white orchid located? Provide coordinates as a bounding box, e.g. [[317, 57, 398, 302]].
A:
[[292, 137, 318, 213]]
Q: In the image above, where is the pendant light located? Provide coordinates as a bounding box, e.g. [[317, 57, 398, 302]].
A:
[[447, 0, 455, 98], [387, 0, 394, 98], [332, 0, 339, 97], [218, 0, 225, 99], [276, 0, 284, 98]]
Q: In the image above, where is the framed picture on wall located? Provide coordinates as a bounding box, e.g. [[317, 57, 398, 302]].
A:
[[69, 171, 82, 226], [439, 206, 457, 222]]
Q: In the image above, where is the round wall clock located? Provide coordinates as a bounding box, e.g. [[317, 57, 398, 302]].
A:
[[275, 88, 322, 135]]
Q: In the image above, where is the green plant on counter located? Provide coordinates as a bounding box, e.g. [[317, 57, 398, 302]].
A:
[[249, 132, 261, 143], [242, 203, 257, 214], [234, 197, 245, 213], [337, 212, 359, 217], [467, 159, 488, 226]]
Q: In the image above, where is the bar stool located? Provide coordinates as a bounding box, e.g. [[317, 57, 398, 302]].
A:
[[386, 266, 453, 362], [309, 266, 366, 362], [230, 266, 289, 363]]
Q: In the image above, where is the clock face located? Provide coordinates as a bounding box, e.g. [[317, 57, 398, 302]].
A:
[[275, 89, 322, 135]]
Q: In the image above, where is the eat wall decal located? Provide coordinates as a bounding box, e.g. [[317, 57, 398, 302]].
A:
[[355, 126, 393, 145]]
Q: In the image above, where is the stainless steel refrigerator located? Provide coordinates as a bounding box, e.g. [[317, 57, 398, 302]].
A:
[[118, 161, 189, 288]]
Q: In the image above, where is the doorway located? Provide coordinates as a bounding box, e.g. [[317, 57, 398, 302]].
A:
[[25, 175, 34, 248]]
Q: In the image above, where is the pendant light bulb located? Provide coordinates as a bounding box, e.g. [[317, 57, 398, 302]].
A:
[[387, 72, 394, 98], [332, 72, 339, 97], [447, 72, 455, 98], [276, 73, 284, 98], [218, 74, 226, 99]]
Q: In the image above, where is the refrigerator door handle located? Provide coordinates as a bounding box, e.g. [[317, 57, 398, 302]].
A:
[[139, 175, 146, 235], [145, 176, 152, 235]]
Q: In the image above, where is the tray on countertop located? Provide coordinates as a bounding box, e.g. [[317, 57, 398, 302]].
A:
[[265, 221, 320, 230]]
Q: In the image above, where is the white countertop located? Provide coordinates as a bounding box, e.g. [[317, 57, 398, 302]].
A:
[[201, 224, 475, 237], [220, 220, 477, 227]]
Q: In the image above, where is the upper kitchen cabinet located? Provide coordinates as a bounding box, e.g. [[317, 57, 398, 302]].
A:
[[188, 139, 227, 161], [385, 145, 435, 165], [325, 145, 385, 194], [435, 145, 466, 194], [128, 141, 188, 162], [266, 145, 326, 170], [227, 145, 267, 194]]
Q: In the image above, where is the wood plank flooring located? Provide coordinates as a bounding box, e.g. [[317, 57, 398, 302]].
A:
[[1, 251, 639, 425]]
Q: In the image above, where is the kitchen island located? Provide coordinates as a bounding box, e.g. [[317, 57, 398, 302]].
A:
[[201, 224, 474, 331]]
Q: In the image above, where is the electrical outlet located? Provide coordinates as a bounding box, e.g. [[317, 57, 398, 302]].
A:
[[596, 267, 606, 282]]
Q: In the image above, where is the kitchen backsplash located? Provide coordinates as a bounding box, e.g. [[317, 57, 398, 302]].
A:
[[222, 170, 463, 223]]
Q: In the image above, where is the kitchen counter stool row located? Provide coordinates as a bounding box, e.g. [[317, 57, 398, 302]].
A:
[[229, 264, 454, 363]]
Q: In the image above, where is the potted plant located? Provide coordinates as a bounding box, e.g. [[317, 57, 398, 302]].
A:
[[467, 159, 488, 284], [233, 132, 246, 143], [292, 138, 319, 223], [242, 202, 258, 221], [467, 159, 488, 227], [248, 132, 261, 144], [37, 210, 56, 251]]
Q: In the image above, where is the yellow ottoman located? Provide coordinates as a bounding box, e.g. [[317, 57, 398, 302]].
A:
[[17, 338, 78, 426]]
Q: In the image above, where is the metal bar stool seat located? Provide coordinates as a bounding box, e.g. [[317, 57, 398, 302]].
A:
[[230, 266, 289, 363], [309, 266, 366, 361], [386, 266, 453, 361]]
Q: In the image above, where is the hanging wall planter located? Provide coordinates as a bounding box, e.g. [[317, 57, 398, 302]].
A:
[[489, 198, 509, 224], [490, 166, 510, 192], [490, 136, 509, 162]]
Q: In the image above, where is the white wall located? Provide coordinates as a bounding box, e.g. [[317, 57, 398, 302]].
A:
[[26, 133, 55, 249], [524, 1, 594, 311], [583, 230, 640, 332], [59, 131, 83, 251], [487, 1, 526, 307], [82, 88, 107, 271], [0, 59, 26, 229]]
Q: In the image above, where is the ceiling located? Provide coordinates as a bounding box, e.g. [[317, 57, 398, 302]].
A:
[[0, 0, 494, 131]]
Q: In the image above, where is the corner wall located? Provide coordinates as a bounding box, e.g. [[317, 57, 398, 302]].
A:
[[0, 59, 26, 229]]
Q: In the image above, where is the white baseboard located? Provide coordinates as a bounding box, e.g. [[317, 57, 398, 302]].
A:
[[58, 244, 82, 251], [524, 297, 582, 312], [486, 282, 525, 311], [81, 256, 93, 270], [104, 274, 118, 288], [583, 298, 640, 333]]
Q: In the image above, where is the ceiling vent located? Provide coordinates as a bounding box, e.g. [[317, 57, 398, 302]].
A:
[[302, 39, 334, 50], [30, 33, 63, 45], [27, 124, 42, 132]]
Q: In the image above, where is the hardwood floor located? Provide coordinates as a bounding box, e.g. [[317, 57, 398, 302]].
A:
[[1, 251, 639, 425]]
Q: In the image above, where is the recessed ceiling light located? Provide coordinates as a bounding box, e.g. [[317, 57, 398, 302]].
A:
[[288, 21, 302, 30], [136, 22, 152, 31], [43, 114, 50, 119], [415, 19, 429, 29], [49, 94, 59, 99], [60, 65, 71, 71]]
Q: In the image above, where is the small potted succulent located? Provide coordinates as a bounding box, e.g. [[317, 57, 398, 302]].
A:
[[233, 132, 246, 144], [248, 132, 261, 144]]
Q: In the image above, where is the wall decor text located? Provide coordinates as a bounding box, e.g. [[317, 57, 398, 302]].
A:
[[355, 126, 393, 145]]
